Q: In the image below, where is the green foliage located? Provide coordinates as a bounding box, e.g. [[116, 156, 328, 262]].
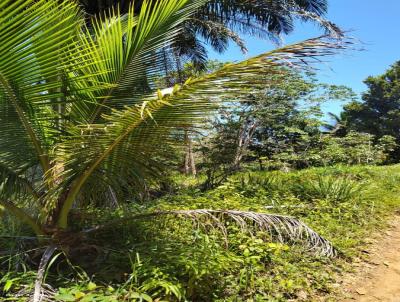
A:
[[249, 130, 396, 170], [319, 131, 397, 166], [2, 165, 400, 301], [343, 61, 400, 160], [0, 0, 350, 234], [196, 71, 357, 178]]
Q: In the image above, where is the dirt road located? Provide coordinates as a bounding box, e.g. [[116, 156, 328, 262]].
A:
[[341, 215, 400, 301]]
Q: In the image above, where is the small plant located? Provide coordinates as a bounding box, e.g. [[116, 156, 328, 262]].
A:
[[295, 176, 362, 203]]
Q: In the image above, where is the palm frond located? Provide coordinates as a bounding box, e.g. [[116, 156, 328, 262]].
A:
[[0, 163, 39, 200], [77, 0, 335, 67], [0, 0, 84, 175], [77, 0, 331, 39], [190, 18, 248, 53], [32, 245, 57, 302], [87, 209, 337, 256], [68, 0, 208, 123], [288, 4, 343, 38], [0, 200, 44, 236], [198, 0, 330, 37]]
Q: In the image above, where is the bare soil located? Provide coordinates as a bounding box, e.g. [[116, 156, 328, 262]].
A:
[[340, 215, 400, 302]]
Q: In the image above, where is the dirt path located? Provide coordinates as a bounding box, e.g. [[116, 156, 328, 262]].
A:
[[340, 215, 400, 301]]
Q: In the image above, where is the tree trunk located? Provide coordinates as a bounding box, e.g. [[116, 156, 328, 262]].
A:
[[233, 120, 246, 169], [258, 158, 264, 171], [188, 137, 197, 176], [233, 118, 258, 169], [184, 130, 196, 176]]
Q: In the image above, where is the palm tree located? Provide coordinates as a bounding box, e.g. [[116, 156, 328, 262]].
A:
[[0, 0, 350, 265], [78, 0, 341, 69], [324, 112, 348, 136]]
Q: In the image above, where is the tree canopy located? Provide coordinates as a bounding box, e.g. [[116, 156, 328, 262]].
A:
[[343, 61, 400, 159]]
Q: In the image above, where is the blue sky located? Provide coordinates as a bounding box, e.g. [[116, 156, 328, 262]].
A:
[[207, 0, 400, 116]]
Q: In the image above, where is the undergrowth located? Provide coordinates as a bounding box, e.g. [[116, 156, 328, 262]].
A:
[[1, 165, 400, 301]]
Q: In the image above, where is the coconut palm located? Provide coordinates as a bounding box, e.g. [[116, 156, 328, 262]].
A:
[[78, 0, 341, 69], [0, 0, 351, 263], [324, 112, 348, 136]]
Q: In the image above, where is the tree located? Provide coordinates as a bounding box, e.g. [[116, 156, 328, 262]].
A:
[[200, 71, 354, 173], [78, 0, 341, 69], [343, 61, 400, 160], [319, 132, 397, 166], [324, 112, 348, 137]]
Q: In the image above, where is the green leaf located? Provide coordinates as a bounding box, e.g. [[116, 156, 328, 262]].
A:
[[54, 292, 76, 301], [81, 293, 99, 302], [74, 291, 86, 299], [140, 293, 153, 302], [3, 279, 13, 292], [87, 282, 97, 291]]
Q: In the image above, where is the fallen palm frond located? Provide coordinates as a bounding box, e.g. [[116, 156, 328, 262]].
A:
[[86, 209, 337, 257], [32, 245, 57, 302], [14, 284, 56, 302]]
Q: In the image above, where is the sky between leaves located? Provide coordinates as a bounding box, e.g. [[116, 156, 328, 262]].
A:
[[207, 0, 400, 117]]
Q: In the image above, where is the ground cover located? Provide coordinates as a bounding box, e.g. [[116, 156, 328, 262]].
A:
[[1, 164, 400, 301]]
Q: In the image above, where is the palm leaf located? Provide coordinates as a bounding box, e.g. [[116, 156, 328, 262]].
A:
[[0, 200, 44, 236], [67, 0, 208, 124], [0, 0, 84, 176], [0, 163, 39, 200], [87, 209, 337, 256]]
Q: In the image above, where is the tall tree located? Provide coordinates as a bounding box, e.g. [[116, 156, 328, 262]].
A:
[[343, 61, 400, 159]]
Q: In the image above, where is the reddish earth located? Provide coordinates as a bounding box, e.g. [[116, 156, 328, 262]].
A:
[[341, 215, 400, 302]]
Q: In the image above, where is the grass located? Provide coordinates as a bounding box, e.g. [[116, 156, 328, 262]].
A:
[[1, 164, 400, 301]]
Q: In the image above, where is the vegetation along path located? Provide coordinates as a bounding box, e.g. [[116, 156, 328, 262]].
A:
[[342, 214, 400, 301]]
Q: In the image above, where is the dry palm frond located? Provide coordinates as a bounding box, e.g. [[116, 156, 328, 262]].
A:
[[14, 284, 56, 302], [87, 209, 337, 257], [32, 245, 57, 302], [290, 8, 343, 39]]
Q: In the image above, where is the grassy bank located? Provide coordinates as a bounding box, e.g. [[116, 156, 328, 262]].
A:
[[2, 165, 400, 301]]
